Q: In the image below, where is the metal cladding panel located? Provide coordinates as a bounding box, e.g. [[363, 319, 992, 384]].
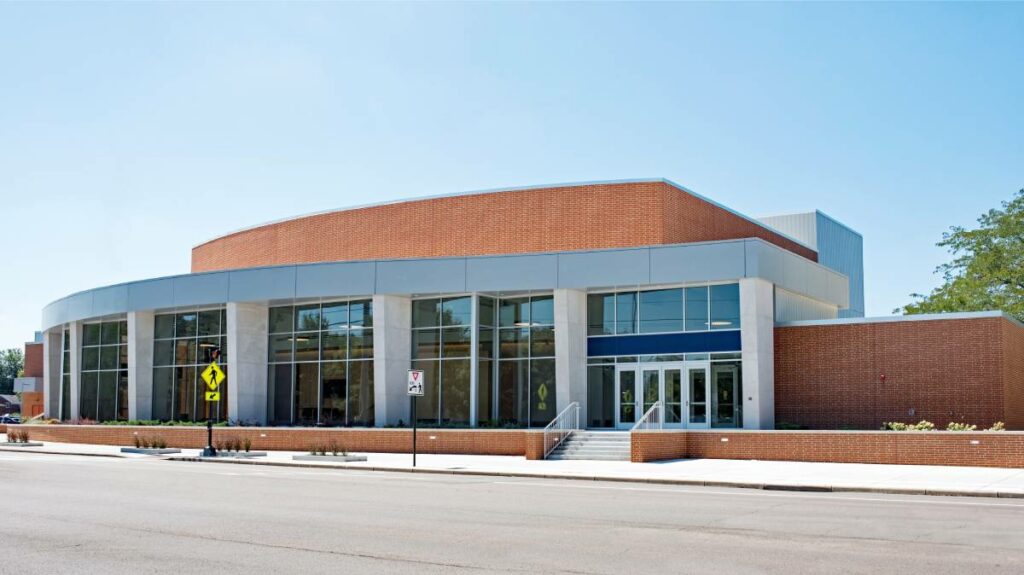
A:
[[376, 258, 467, 295], [228, 266, 297, 302], [466, 254, 558, 292], [295, 261, 376, 299], [757, 213, 818, 250], [557, 249, 649, 289], [816, 213, 865, 317], [649, 242, 746, 284], [41, 299, 69, 331], [65, 291, 94, 321], [90, 285, 129, 318], [127, 278, 174, 312], [172, 273, 230, 307], [587, 330, 742, 356]]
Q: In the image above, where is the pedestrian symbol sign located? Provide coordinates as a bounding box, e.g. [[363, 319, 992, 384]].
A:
[[205, 391, 220, 402], [408, 369, 424, 396], [201, 361, 226, 391]]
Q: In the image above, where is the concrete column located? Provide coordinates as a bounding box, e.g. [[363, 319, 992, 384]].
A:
[[42, 327, 62, 418], [127, 311, 154, 421], [554, 289, 588, 425], [740, 277, 775, 430], [226, 302, 269, 424], [68, 321, 82, 421], [372, 294, 412, 427]]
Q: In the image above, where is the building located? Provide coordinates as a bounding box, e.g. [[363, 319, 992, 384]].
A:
[[37, 179, 1024, 431]]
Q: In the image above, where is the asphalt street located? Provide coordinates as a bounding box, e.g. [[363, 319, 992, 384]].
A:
[[2, 451, 1023, 574]]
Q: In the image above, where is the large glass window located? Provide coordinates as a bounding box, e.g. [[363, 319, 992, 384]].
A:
[[412, 296, 472, 425], [60, 328, 70, 420], [80, 320, 128, 422], [267, 299, 374, 426], [587, 283, 740, 336], [495, 294, 556, 427], [152, 308, 228, 422]]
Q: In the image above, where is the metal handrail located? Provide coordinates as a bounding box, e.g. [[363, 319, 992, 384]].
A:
[[542, 402, 580, 459], [631, 401, 663, 431]]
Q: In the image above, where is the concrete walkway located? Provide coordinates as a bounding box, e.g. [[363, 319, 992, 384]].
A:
[[3, 436, 1024, 498]]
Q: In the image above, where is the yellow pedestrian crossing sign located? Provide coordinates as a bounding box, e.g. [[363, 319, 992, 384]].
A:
[[205, 391, 220, 402], [201, 361, 225, 392]]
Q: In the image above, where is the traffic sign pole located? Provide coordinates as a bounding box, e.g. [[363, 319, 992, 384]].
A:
[[411, 395, 417, 468]]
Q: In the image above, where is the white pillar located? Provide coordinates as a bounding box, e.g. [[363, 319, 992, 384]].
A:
[[226, 302, 269, 424], [554, 289, 587, 424], [127, 311, 154, 421], [42, 327, 62, 418], [740, 277, 775, 430], [372, 294, 411, 427], [68, 321, 82, 421]]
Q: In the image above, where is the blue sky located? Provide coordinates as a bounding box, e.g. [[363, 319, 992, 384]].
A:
[[1, 2, 1021, 350]]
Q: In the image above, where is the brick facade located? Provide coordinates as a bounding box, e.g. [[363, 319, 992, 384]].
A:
[[632, 430, 1024, 468], [23, 342, 43, 378], [5, 425, 548, 460], [191, 181, 817, 272], [775, 316, 1024, 430]]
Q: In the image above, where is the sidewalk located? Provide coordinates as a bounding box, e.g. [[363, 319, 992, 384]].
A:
[[4, 437, 1024, 498]]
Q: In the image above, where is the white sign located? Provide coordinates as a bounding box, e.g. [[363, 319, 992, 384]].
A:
[[407, 369, 425, 396]]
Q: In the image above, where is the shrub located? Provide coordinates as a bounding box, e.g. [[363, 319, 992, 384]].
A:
[[775, 421, 805, 430], [989, 421, 1006, 431], [133, 435, 141, 448], [883, 420, 936, 431], [946, 422, 977, 432], [8, 430, 29, 443], [242, 437, 252, 453], [152, 437, 167, 449]]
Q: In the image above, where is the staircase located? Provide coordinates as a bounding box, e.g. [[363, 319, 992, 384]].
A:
[[546, 431, 631, 461]]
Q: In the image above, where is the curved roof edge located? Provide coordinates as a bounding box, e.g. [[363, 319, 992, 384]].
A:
[[44, 237, 847, 331], [191, 178, 816, 253]]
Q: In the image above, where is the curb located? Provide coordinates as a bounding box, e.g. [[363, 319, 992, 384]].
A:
[[8, 448, 1024, 500], [167, 455, 1024, 500]]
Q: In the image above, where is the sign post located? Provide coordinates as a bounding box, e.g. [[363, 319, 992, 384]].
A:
[[407, 369, 424, 467], [200, 350, 225, 457]]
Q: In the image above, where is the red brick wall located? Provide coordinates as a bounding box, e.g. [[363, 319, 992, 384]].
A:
[[23, 342, 43, 378], [5, 425, 547, 459], [632, 430, 1024, 468], [775, 317, 1017, 430], [191, 181, 816, 272], [1002, 320, 1024, 430]]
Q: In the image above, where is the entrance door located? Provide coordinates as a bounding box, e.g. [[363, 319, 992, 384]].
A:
[[686, 363, 711, 429], [615, 364, 686, 429]]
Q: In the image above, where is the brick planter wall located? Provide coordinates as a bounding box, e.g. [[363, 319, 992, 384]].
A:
[[7, 425, 547, 459], [632, 430, 1024, 468]]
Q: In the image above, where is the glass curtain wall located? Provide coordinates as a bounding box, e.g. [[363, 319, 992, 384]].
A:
[[60, 328, 70, 420], [79, 320, 128, 422], [587, 283, 741, 335], [152, 309, 228, 422], [496, 295, 556, 427], [267, 300, 374, 426], [411, 296, 472, 425]]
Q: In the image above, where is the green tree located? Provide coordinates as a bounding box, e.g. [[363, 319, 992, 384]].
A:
[[898, 189, 1024, 321], [0, 348, 24, 394]]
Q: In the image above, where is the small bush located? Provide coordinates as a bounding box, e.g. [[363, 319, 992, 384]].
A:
[[8, 430, 29, 443], [328, 440, 339, 456], [133, 435, 142, 448], [946, 422, 977, 432], [989, 421, 1006, 431], [242, 437, 252, 453], [152, 437, 167, 449], [883, 420, 936, 431]]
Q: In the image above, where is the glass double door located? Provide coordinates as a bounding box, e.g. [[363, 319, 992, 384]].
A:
[[614, 363, 711, 429]]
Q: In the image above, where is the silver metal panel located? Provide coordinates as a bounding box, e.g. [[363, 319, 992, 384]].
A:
[[172, 273, 230, 307], [649, 241, 746, 284], [228, 266, 297, 302], [816, 212, 865, 317], [757, 212, 818, 250], [296, 261, 377, 298], [557, 248, 649, 289], [65, 291, 94, 322], [376, 258, 467, 295], [775, 287, 838, 322], [466, 254, 558, 292], [90, 285, 129, 318], [127, 278, 175, 312], [41, 299, 68, 330]]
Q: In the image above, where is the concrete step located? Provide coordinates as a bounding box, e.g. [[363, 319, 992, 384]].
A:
[[547, 452, 630, 461], [546, 431, 632, 461]]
